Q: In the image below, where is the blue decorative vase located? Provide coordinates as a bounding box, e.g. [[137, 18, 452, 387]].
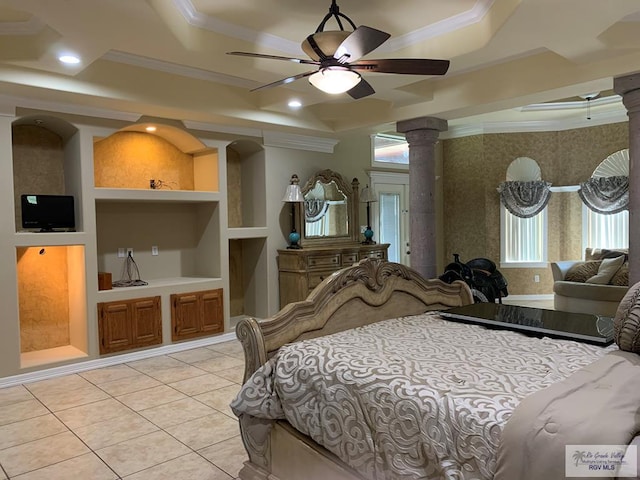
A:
[[288, 231, 301, 249], [363, 228, 375, 244]]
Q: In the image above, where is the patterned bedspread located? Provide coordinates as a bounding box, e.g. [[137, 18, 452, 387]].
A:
[[231, 312, 615, 480]]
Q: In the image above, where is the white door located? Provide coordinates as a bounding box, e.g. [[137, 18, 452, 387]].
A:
[[370, 172, 410, 266]]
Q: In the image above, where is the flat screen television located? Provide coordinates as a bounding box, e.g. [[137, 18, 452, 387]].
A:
[[21, 194, 76, 232]]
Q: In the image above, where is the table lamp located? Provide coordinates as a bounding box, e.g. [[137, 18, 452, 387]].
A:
[[282, 174, 304, 249], [360, 184, 378, 244]]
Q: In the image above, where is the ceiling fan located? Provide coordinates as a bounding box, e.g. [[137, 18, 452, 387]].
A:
[[227, 0, 450, 99]]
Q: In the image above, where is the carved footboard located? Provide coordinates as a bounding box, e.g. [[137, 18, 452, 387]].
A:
[[235, 259, 473, 480]]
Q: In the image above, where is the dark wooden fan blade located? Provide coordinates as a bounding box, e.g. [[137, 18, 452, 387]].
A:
[[350, 58, 450, 75], [334, 26, 390, 63], [250, 70, 317, 92], [347, 78, 375, 99], [227, 51, 319, 66]]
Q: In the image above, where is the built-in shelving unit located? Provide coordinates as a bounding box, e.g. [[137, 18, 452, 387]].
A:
[[226, 140, 269, 321], [0, 107, 276, 380]]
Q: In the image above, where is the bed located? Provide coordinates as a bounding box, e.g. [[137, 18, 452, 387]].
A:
[[232, 259, 640, 480]]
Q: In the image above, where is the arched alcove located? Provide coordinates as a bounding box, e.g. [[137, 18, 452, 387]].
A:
[[12, 114, 80, 232], [11, 114, 87, 364], [93, 122, 218, 192]]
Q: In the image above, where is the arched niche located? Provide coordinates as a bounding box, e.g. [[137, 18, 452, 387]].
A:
[[12, 114, 81, 232], [93, 122, 218, 192]]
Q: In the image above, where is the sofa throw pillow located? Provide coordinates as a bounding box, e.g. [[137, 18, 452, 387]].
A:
[[585, 255, 625, 284], [565, 261, 601, 282], [614, 281, 640, 354], [586, 248, 628, 261], [610, 262, 629, 286]]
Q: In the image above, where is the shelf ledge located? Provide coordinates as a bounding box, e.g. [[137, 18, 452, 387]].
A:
[[94, 188, 220, 203], [21, 345, 88, 369]]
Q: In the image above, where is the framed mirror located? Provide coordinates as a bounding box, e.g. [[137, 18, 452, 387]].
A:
[[298, 169, 360, 246]]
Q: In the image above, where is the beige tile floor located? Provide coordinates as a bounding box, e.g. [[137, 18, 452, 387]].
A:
[[0, 341, 248, 479]]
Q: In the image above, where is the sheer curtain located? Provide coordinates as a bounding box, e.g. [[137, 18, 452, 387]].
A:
[[503, 208, 545, 263], [584, 207, 629, 250]]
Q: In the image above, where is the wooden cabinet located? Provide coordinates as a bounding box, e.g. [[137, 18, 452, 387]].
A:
[[98, 296, 162, 354], [171, 289, 224, 341], [277, 244, 389, 308]]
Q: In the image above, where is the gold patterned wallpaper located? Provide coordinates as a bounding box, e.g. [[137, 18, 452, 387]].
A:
[[94, 131, 195, 190], [12, 125, 65, 231], [227, 147, 242, 228], [17, 246, 70, 352], [442, 122, 629, 295]]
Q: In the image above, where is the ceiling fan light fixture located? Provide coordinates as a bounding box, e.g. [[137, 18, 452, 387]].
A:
[[301, 31, 351, 61], [309, 67, 361, 94]]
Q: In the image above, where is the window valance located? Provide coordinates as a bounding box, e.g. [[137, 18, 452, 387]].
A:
[[304, 199, 329, 223], [578, 175, 628, 215], [497, 180, 552, 218]]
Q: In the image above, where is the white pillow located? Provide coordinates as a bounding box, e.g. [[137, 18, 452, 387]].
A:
[[585, 255, 625, 285]]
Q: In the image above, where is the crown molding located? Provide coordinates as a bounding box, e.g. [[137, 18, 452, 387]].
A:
[[0, 94, 141, 122], [174, 0, 494, 55], [0, 93, 338, 151], [263, 130, 338, 153], [443, 109, 628, 139], [519, 94, 622, 112], [0, 15, 45, 35], [173, 0, 302, 56], [182, 119, 262, 138], [103, 50, 258, 89], [381, 0, 495, 52]]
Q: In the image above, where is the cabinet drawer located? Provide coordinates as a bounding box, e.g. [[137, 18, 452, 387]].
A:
[[308, 254, 341, 269], [308, 271, 334, 289], [342, 253, 358, 266], [364, 249, 386, 260]]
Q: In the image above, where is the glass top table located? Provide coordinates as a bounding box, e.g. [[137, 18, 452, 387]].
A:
[[440, 302, 614, 346]]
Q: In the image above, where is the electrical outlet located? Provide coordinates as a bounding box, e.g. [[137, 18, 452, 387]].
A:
[[117, 248, 125, 258], [151, 245, 159, 256], [534, 274, 540, 283], [126, 248, 134, 256]]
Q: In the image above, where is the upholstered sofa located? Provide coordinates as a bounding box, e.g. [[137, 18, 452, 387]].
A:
[[551, 248, 629, 317]]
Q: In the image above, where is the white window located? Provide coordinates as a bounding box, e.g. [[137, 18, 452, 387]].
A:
[[583, 207, 629, 251], [581, 149, 629, 253], [501, 207, 547, 267], [372, 134, 408, 168], [500, 157, 548, 268]]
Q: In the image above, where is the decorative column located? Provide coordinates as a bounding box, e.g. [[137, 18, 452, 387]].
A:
[[614, 74, 640, 286], [396, 116, 448, 279]]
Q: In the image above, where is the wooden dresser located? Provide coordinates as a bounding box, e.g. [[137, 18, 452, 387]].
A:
[[277, 243, 389, 308]]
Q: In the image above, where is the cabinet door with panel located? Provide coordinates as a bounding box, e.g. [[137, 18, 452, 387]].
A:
[[171, 289, 224, 341], [131, 297, 163, 347], [201, 289, 224, 334], [98, 296, 162, 354]]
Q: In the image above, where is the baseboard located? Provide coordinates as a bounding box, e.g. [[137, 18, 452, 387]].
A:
[[0, 331, 237, 389], [504, 294, 554, 301]]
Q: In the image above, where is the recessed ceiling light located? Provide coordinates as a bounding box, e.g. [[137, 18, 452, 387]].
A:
[[288, 100, 302, 108], [145, 126, 157, 132], [58, 55, 81, 65]]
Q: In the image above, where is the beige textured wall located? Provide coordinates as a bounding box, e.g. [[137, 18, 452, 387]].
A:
[[229, 240, 244, 317], [12, 125, 65, 231], [227, 148, 242, 228], [442, 122, 628, 295], [94, 131, 195, 190], [17, 246, 70, 352]]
